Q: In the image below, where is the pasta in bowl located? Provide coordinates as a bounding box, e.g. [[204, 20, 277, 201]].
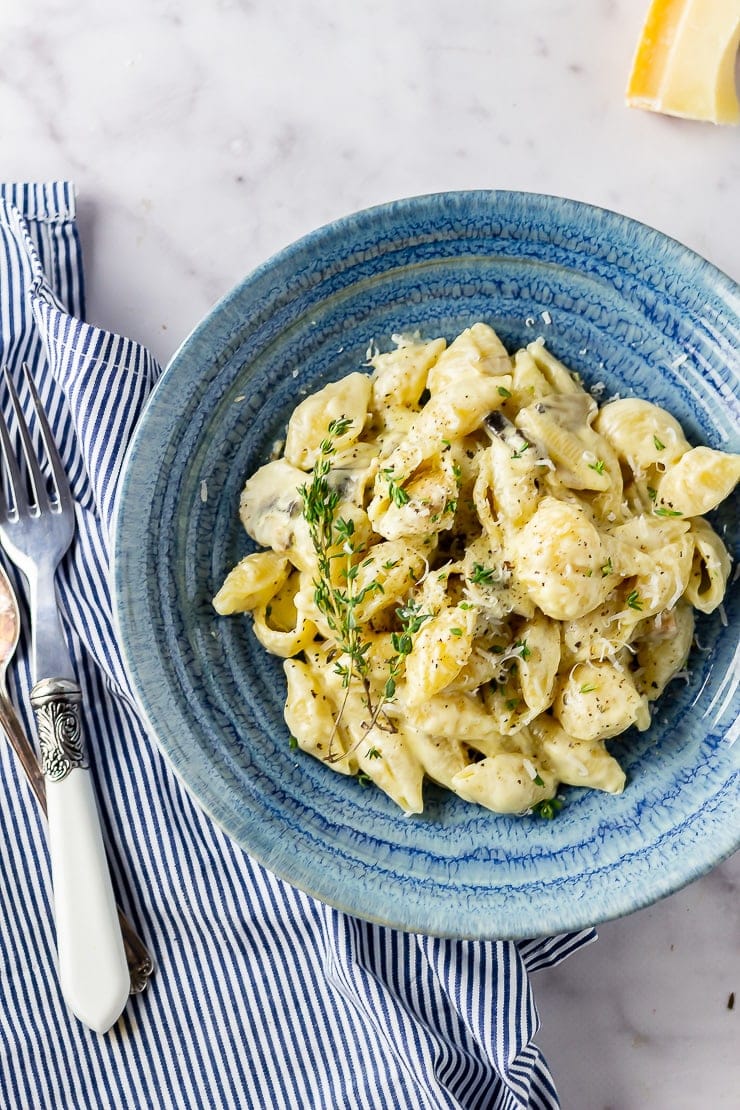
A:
[[114, 190, 740, 938], [214, 323, 739, 818]]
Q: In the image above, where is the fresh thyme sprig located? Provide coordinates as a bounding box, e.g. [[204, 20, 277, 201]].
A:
[[299, 418, 382, 758], [299, 419, 431, 762], [360, 598, 432, 744], [384, 599, 431, 700]]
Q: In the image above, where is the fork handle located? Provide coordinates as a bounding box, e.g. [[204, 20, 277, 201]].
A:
[[0, 691, 154, 994], [30, 677, 130, 1034]]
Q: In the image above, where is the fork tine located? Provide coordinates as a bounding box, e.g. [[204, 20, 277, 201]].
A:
[[0, 387, 26, 519], [2, 366, 49, 512], [20, 363, 74, 514]]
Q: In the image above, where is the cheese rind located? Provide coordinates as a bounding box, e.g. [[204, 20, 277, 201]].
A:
[[626, 0, 740, 125]]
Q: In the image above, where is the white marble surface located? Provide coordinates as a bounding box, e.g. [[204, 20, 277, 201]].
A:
[[4, 0, 739, 1106]]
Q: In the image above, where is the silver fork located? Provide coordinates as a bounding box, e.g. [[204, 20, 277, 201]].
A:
[[0, 364, 130, 1033]]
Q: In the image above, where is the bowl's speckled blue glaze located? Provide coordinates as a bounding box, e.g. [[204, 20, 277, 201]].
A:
[[113, 191, 739, 939]]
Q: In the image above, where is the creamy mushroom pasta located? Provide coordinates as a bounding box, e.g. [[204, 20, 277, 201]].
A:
[[214, 324, 740, 816]]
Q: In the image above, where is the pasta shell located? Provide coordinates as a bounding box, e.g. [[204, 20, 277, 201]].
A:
[[684, 518, 732, 613], [371, 335, 446, 408], [594, 398, 690, 471], [427, 322, 510, 394], [656, 446, 740, 518], [526, 339, 583, 395], [212, 551, 291, 615], [451, 754, 556, 814], [553, 661, 650, 742], [285, 372, 372, 469]]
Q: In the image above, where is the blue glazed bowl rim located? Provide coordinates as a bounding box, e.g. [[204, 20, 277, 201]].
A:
[[168, 189, 740, 365]]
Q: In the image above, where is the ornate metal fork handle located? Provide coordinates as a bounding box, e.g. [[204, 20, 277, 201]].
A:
[[0, 685, 153, 994], [0, 365, 147, 1031], [31, 677, 86, 778]]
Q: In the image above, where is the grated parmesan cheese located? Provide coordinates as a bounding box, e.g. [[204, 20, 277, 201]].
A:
[[522, 758, 539, 781], [667, 576, 684, 611]]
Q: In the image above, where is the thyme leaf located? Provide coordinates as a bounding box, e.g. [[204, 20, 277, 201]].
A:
[[470, 563, 496, 585], [626, 589, 643, 611], [532, 797, 563, 820], [382, 468, 410, 507]]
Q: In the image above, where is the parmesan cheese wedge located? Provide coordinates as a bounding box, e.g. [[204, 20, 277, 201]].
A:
[[626, 0, 740, 125]]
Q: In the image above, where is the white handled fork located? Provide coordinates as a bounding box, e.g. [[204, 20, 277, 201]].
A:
[[0, 363, 129, 1033]]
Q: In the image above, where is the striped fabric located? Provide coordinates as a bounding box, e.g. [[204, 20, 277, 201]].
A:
[[0, 182, 595, 1110]]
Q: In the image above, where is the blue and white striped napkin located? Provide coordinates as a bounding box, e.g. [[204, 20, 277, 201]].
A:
[[0, 182, 595, 1110]]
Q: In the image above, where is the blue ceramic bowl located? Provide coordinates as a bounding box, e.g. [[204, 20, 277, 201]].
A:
[[113, 191, 740, 939]]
